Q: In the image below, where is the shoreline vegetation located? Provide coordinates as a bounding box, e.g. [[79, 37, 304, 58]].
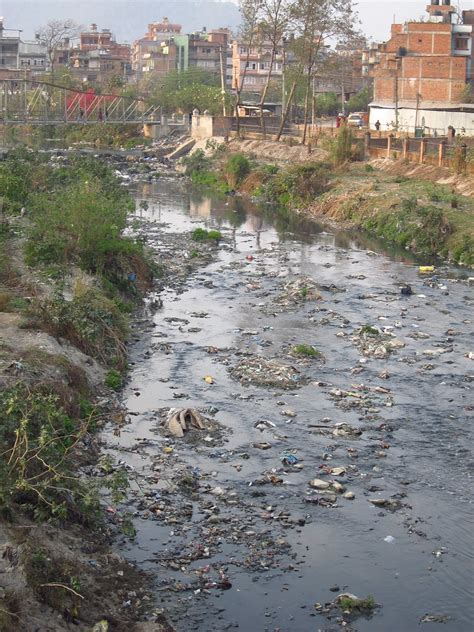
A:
[[181, 130, 474, 266], [0, 149, 170, 630]]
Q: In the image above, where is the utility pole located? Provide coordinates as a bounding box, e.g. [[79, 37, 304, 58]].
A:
[[219, 45, 227, 116], [394, 66, 399, 131], [281, 43, 286, 114], [341, 82, 345, 116]]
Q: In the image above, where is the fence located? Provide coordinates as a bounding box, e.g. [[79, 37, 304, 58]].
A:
[[366, 133, 473, 174]]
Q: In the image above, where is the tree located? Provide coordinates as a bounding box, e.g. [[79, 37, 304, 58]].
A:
[[38, 20, 80, 82], [257, 0, 291, 137], [276, 0, 358, 143], [347, 86, 373, 113], [235, 0, 262, 136]]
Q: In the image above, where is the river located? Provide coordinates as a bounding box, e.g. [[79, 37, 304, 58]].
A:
[[103, 177, 473, 632]]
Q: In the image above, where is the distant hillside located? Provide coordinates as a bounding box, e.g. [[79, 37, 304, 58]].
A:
[[1, 0, 241, 42]]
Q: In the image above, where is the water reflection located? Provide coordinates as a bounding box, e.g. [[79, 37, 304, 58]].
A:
[[132, 178, 422, 264]]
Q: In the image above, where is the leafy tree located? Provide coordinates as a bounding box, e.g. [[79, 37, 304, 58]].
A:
[[347, 86, 373, 113]]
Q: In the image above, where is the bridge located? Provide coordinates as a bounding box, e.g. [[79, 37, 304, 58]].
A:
[[0, 79, 161, 125]]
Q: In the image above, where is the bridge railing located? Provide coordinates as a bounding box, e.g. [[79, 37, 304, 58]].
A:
[[0, 79, 161, 124]]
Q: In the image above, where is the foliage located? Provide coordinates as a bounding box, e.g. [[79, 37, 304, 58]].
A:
[[324, 125, 354, 165], [224, 154, 251, 188], [315, 92, 339, 116], [0, 382, 98, 523], [32, 288, 128, 368], [264, 162, 331, 206], [292, 344, 320, 357], [105, 369, 123, 391], [346, 87, 372, 113], [338, 595, 376, 613], [191, 228, 222, 242], [181, 149, 211, 176], [364, 198, 452, 257], [147, 69, 231, 115], [21, 157, 152, 293]]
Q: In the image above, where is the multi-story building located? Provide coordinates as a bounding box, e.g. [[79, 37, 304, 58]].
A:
[[132, 18, 182, 80], [232, 39, 285, 97], [368, 0, 474, 133], [66, 24, 131, 86], [0, 19, 47, 78]]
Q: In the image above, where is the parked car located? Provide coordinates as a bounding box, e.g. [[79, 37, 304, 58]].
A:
[[347, 112, 365, 127]]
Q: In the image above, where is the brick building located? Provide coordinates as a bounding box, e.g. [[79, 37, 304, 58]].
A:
[[132, 18, 182, 80], [369, 1, 474, 134]]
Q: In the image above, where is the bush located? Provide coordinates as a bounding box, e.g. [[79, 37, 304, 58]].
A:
[[325, 126, 353, 166], [264, 162, 331, 206], [224, 154, 251, 189], [0, 383, 98, 523], [105, 369, 123, 390], [32, 288, 128, 368], [191, 228, 222, 242]]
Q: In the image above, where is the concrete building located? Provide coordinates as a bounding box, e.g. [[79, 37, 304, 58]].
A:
[[0, 19, 47, 78], [232, 39, 285, 97], [132, 18, 182, 80], [368, 1, 474, 134]]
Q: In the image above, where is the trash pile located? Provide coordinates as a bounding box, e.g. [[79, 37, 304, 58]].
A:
[[263, 276, 322, 313], [352, 325, 406, 358], [230, 355, 305, 389]]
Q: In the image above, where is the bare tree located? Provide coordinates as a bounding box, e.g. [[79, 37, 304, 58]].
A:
[[257, 0, 291, 138], [235, 0, 261, 137], [38, 20, 80, 82], [276, 0, 357, 143]]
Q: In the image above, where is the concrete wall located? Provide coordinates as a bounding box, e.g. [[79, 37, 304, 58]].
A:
[[369, 106, 474, 135], [191, 114, 232, 140]]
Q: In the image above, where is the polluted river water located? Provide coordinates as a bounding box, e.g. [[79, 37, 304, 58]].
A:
[[103, 177, 473, 632]]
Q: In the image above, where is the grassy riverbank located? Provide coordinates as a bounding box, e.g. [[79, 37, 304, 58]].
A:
[[182, 138, 474, 265], [0, 150, 169, 630]]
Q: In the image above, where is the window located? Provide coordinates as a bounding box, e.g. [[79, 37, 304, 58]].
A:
[[455, 37, 469, 51]]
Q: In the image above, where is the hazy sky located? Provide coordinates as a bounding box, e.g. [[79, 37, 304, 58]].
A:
[[0, 0, 471, 43]]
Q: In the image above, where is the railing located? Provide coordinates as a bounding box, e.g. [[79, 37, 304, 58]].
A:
[[0, 79, 161, 125]]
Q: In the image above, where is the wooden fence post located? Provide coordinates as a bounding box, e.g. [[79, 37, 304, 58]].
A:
[[419, 138, 426, 164], [402, 137, 409, 160], [386, 134, 392, 158], [438, 140, 446, 167]]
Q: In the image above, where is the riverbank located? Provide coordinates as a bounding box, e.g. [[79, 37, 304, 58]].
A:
[[182, 136, 474, 266], [0, 150, 191, 631]]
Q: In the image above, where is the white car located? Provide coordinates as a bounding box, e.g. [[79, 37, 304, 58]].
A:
[[347, 113, 365, 127]]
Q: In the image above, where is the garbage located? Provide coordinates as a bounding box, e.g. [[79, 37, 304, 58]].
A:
[[204, 375, 215, 384], [384, 535, 395, 543], [167, 408, 206, 438], [308, 478, 330, 490], [253, 442, 272, 450], [343, 491, 355, 500], [281, 453, 299, 466], [400, 285, 413, 296], [230, 356, 304, 389], [418, 266, 435, 273]]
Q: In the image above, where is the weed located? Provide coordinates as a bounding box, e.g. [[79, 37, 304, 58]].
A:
[[292, 344, 320, 357], [365, 164, 374, 172], [338, 594, 376, 613], [360, 325, 379, 336], [224, 154, 251, 189], [105, 369, 123, 391], [191, 228, 222, 242]]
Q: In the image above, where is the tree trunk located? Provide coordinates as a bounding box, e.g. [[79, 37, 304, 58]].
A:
[[276, 78, 298, 141], [259, 46, 276, 140], [302, 72, 312, 145]]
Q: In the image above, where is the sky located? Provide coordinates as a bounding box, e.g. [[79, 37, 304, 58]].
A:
[[0, 0, 471, 43]]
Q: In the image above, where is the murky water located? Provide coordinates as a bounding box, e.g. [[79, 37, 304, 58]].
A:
[[105, 178, 473, 632]]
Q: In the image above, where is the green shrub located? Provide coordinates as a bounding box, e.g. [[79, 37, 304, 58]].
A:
[[32, 288, 128, 368], [292, 344, 320, 357], [105, 369, 123, 390], [224, 153, 251, 188], [264, 162, 331, 206], [191, 228, 222, 242]]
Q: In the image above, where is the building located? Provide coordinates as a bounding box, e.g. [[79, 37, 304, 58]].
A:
[[132, 18, 182, 80], [65, 24, 131, 85], [0, 19, 47, 78], [368, 1, 474, 133], [232, 38, 285, 97]]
